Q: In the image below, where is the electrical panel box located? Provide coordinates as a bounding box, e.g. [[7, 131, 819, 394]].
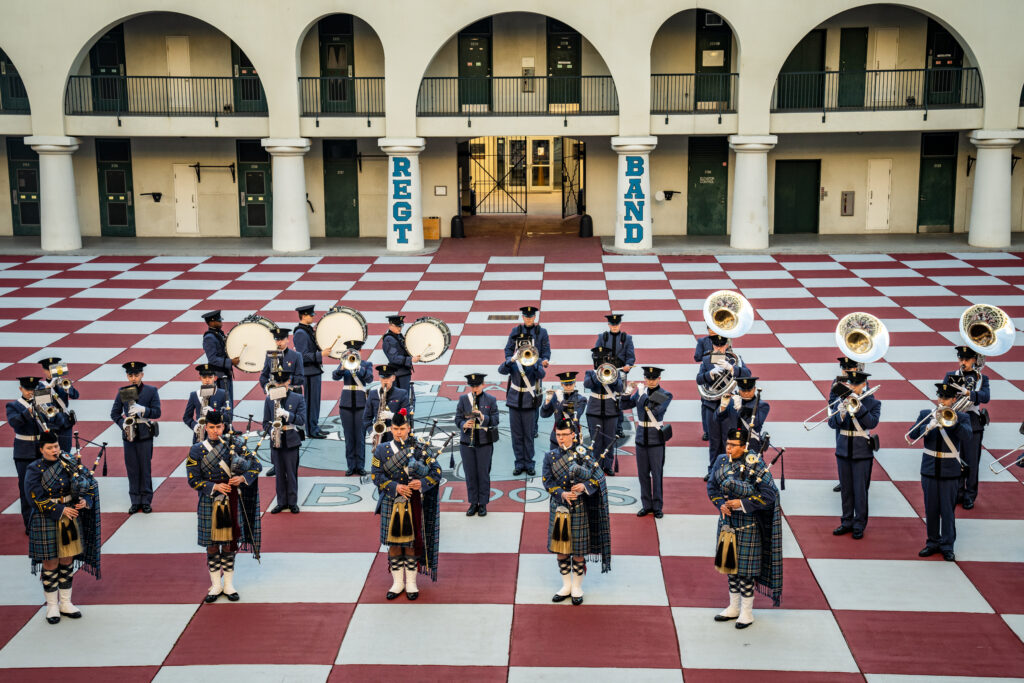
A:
[[841, 191, 855, 216]]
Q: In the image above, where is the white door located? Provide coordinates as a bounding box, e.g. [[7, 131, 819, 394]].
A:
[[872, 28, 899, 106], [866, 158, 892, 230], [173, 163, 199, 234], [529, 137, 553, 191], [165, 36, 191, 111]]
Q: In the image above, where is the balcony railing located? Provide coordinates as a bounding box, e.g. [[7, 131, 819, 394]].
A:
[[0, 74, 30, 113], [651, 73, 738, 114], [417, 76, 618, 116], [772, 67, 982, 114], [299, 77, 384, 117], [65, 75, 268, 116]]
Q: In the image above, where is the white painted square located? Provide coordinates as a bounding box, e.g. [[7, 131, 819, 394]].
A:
[[661, 262, 723, 272], [81, 363, 184, 383], [670, 279, 735, 290], [490, 256, 544, 264], [237, 271, 307, 282], [25, 278, 104, 289], [782, 261, 847, 271], [189, 262, 256, 273], [820, 296, 897, 308], [740, 287, 812, 299], [833, 254, 896, 262], [206, 289, 280, 301], [360, 271, 424, 282], [876, 285, 954, 298], [779, 480, 916, 518], [717, 254, 777, 263], [24, 307, 108, 321], [0, 556, 51, 605], [416, 280, 480, 290], [797, 278, 869, 289], [112, 270, 183, 281], [607, 289, 677, 300], [515, 554, 667, 606], [102, 512, 201, 554], [309, 263, 371, 274], [439, 511, 522, 553], [229, 552, 375, 603], [606, 270, 668, 281], [758, 308, 836, 321], [0, 296, 63, 308], [728, 270, 795, 280], [154, 666, 332, 683], [27, 346, 125, 365], [776, 332, 835, 348], [475, 288, 541, 301], [509, 669, 682, 683], [544, 262, 604, 272], [602, 255, 660, 264], [0, 332, 67, 348], [121, 298, 203, 310], [540, 299, 611, 311], [70, 262, 140, 272], [75, 320, 166, 335], [401, 299, 475, 312], [952, 520, 1024, 562], [482, 271, 543, 281], [657, 514, 802, 558]]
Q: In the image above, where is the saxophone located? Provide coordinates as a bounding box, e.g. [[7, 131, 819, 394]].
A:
[[371, 385, 388, 450], [267, 384, 287, 449], [195, 386, 215, 441], [120, 386, 140, 442]]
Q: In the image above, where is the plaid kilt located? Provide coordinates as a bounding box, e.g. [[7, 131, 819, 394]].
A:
[[195, 487, 261, 555], [28, 512, 59, 563], [28, 461, 102, 579], [717, 512, 763, 578]]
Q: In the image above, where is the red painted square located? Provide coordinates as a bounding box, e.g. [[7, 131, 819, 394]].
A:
[[1, 668, 159, 683], [261, 511, 383, 553], [683, 671, 863, 683], [895, 481, 1024, 520], [958, 561, 1024, 614], [0, 606, 38, 651], [787, 516, 927, 560], [359, 552, 517, 604], [510, 604, 681, 668], [329, 666, 507, 682], [662, 557, 828, 610], [165, 602, 355, 665], [662, 477, 721, 514], [72, 553, 205, 604]]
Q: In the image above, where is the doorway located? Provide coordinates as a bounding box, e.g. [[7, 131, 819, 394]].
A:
[[96, 138, 135, 237], [838, 27, 868, 107], [774, 160, 821, 234], [458, 19, 492, 110], [231, 43, 266, 113], [237, 139, 272, 237], [917, 132, 957, 232], [687, 137, 729, 235], [547, 20, 581, 110], [319, 15, 355, 114], [89, 25, 127, 112], [6, 138, 40, 236], [173, 164, 199, 234], [323, 139, 359, 237], [694, 11, 732, 109], [0, 49, 29, 112], [925, 19, 963, 106]]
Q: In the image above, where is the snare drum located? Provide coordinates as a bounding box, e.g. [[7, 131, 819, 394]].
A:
[[315, 306, 368, 359], [405, 317, 451, 363], [226, 314, 279, 373]]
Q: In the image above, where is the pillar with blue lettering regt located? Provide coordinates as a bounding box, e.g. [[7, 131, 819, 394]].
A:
[[378, 137, 426, 252], [612, 136, 657, 251]]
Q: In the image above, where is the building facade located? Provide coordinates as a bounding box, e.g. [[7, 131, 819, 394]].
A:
[[1, 0, 1022, 251]]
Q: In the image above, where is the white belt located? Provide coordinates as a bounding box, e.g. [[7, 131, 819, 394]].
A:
[[50, 495, 72, 504], [587, 392, 616, 400], [15, 434, 39, 441], [638, 421, 660, 428], [839, 430, 861, 437], [924, 449, 958, 459], [343, 385, 367, 391]]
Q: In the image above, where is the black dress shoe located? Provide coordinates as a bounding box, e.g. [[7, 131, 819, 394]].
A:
[[637, 509, 650, 517], [653, 510, 664, 519], [833, 525, 853, 536], [703, 474, 710, 482], [701, 431, 709, 441], [46, 614, 61, 625], [357, 468, 368, 476], [141, 504, 152, 514], [225, 591, 240, 601], [852, 530, 864, 540], [204, 592, 221, 603], [714, 614, 738, 622], [513, 467, 524, 476], [270, 505, 284, 514], [833, 484, 842, 492], [266, 468, 276, 477], [466, 504, 478, 516], [616, 430, 625, 438], [128, 504, 140, 515], [526, 468, 536, 476], [406, 591, 419, 601], [943, 550, 956, 562], [571, 596, 584, 606], [477, 506, 487, 517], [919, 546, 938, 557], [311, 433, 327, 439], [603, 469, 615, 477], [962, 500, 975, 510], [735, 620, 752, 630], [289, 505, 300, 514], [345, 469, 355, 476], [552, 593, 570, 603]]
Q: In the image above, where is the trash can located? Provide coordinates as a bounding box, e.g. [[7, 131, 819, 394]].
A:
[[423, 216, 441, 240]]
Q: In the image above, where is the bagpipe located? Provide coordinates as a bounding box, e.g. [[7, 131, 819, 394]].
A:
[[549, 445, 599, 555]]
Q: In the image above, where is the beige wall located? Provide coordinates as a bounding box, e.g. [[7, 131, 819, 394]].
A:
[[650, 11, 738, 74], [123, 13, 233, 77], [298, 17, 385, 78], [0, 138, 10, 236]]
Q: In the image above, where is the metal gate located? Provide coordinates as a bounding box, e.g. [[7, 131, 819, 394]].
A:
[[469, 136, 527, 214], [561, 137, 585, 218]]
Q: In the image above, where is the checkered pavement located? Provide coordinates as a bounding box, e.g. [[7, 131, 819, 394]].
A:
[[2, 250, 1024, 680]]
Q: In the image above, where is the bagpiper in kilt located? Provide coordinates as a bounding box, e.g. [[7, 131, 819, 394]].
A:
[[542, 418, 611, 606], [185, 411, 262, 603], [708, 426, 783, 629], [371, 408, 441, 601], [24, 431, 101, 624]]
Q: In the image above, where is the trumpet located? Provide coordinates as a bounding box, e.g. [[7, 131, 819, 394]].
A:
[[59, 377, 74, 391], [514, 342, 539, 367], [596, 362, 618, 385], [341, 349, 362, 372], [904, 404, 959, 445]]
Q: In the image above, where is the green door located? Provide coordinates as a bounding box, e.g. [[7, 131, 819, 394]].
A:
[[231, 44, 267, 113], [96, 138, 135, 237], [237, 140, 272, 237], [0, 49, 29, 112], [926, 19, 963, 106], [695, 11, 732, 106], [547, 20, 581, 106], [323, 139, 359, 237], [777, 29, 825, 109], [6, 138, 40, 236], [89, 25, 127, 112], [458, 29, 492, 108], [687, 137, 728, 236], [319, 15, 355, 113], [917, 132, 957, 232], [774, 160, 820, 234], [838, 27, 868, 108]]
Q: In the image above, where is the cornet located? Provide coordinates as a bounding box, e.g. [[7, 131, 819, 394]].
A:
[[904, 405, 959, 445], [514, 341, 539, 367], [341, 349, 362, 372], [596, 363, 618, 385]]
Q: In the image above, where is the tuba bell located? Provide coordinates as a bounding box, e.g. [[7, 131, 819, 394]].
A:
[[836, 312, 889, 364], [959, 304, 1015, 367], [703, 290, 754, 339], [597, 362, 619, 385]]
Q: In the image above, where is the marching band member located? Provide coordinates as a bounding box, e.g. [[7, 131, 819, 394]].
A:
[[543, 419, 611, 605], [944, 345, 990, 509], [183, 363, 230, 444], [259, 327, 304, 391], [541, 371, 586, 450], [714, 377, 769, 456], [595, 313, 635, 438], [909, 383, 972, 561], [827, 370, 880, 539], [37, 357, 78, 453], [202, 310, 238, 406], [263, 371, 306, 514], [693, 326, 714, 363], [708, 427, 783, 629], [24, 431, 101, 624], [9, 376, 44, 533], [383, 314, 418, 414], [371, 409, 441, 600], [499, 333, 547, 476], [698, 334, 751, 475], [829, 357, 867, 492], [294, 305, 328, 439], [504, 305, 551, 438], [455, 373, 500, 517], [584, 346, 624, 476], [332, 340, 374, 476], [621, 367, 674, 518], [110, 361, 161, 515], [362, 364, 410, 445], [186, 410, 262, 603]]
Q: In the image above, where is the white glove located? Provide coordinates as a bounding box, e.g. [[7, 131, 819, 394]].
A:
[[927, 418, 938, 430], [275, 407, 289, 419], [719, 395, 731, 409], [201, 405, 212, 416], [710, 366, 724, 377], [129, 404, 145, 416], [381, 410, 394, 420]]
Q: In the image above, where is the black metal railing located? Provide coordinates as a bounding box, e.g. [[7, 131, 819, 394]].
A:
[[772, 67, 982, 113], [417, 76, 618, 116], [299, 76, 384, 116], [0, 74, 30, 113], [65, 75, 269, 116], [651, 73, 738, 114]]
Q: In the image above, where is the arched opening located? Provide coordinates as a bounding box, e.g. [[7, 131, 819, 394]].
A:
[[0, 48, 29, 114], [63, 14, 269, 117], [296, 13, 386, 119], [771, 4, 982, 113]]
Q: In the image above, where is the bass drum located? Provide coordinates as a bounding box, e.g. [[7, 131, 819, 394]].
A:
[[405, 316, 451, 363], [225, 314, 279, 373], [316, 306, 368, 359]]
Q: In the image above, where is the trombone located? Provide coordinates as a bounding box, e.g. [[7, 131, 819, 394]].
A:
[[803, 384, 880, 431], [904, 404, 959, 445], [990, 420, 1024, 475]]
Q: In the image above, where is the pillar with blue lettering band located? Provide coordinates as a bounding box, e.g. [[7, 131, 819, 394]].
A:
[[261, 138, 311, 252], [728, 135, 777, 250], [379, 137, 426, 252], [968, 130, 1024, 248], [611, 136, 657, 251]]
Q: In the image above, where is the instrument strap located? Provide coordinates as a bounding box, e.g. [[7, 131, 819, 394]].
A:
[[51, 392, 69, 414], [850, 415, 872, 442], [351, 372, 366, 392], [18, 397, 32, 412], [644, 396, 663, 430], [938, 427, 962, 465], [515, 361, 536, 397]]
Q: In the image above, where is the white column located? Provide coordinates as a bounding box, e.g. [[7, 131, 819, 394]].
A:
[[24, 136, 81, 251], [611, 136, 657, 250], [261, 138, 311, 252], [728, 135, 777, 250], [378, 137, 426, 252], [967, 130, 1024, 249]]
